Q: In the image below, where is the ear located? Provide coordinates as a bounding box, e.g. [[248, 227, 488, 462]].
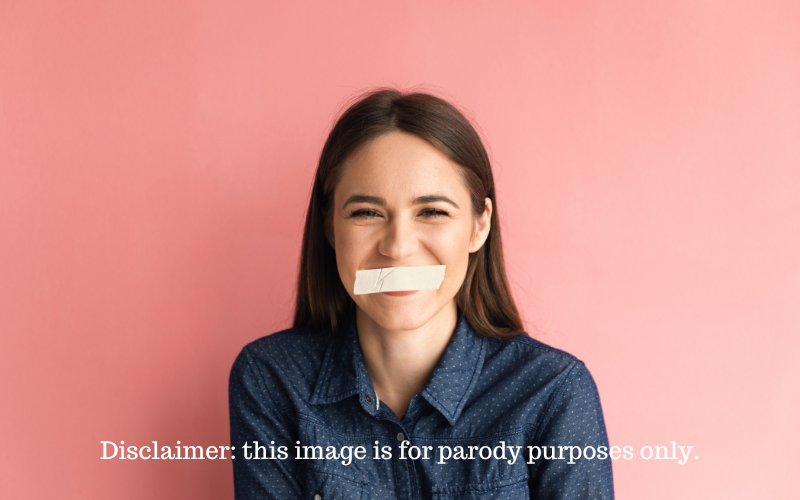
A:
[[468, 198, 492, 253]]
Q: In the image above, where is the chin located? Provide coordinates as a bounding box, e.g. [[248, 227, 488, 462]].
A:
[[358, 295, 443, 332]]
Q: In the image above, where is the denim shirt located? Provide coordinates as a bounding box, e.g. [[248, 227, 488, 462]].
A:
[[229, 313, 614, 499]]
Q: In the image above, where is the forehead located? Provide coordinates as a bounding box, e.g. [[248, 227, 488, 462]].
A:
[[335, 131, 468, 199]]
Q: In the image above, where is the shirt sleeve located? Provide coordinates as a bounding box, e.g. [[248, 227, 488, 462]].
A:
[[229, 346, 304, 500], [527, 361, 615, 499]]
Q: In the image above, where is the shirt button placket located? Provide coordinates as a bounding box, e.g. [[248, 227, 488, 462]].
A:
[[393, 429, 417, 500]]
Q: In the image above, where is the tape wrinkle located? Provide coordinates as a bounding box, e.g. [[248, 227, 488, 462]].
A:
[[375, 267, 396, 292]]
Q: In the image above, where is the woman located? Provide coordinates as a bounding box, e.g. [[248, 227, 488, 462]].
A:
[[229, 89, 614, 499]]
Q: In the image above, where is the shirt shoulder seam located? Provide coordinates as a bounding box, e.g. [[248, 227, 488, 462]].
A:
[[239, 341, 297, 417], [485, 334, 581, 363], [528, 360, 584, 442]]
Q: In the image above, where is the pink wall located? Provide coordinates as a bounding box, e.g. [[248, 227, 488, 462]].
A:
[[2, 1, 798, 498]]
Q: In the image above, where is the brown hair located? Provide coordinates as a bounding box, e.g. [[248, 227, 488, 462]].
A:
[[293, 88, 523, 338]]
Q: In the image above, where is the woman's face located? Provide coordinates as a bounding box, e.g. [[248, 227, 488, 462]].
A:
[[331, 131, 492, 332]]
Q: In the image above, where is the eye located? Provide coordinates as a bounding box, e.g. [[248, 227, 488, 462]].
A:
[[349, 208, 382, 219], [419, 208, 449, 218]]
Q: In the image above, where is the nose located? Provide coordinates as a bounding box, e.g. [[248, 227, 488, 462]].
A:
[[377, 217, 417, 261]]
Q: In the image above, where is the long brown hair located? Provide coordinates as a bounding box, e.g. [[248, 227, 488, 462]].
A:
[[293, 88, 523, 338]]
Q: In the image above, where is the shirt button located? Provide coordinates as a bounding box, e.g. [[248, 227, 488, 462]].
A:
[[364, 394, 372, 404], [396, 432, 405, 442], [314, 495, 322, 500]]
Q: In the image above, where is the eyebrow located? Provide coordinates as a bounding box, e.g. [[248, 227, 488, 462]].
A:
[[412, 195, 460, 209], [342, 194, 460, 209], [342, 195, 386, 208]]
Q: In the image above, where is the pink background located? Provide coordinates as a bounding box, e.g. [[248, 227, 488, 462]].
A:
[[2, 1, 799, 498]]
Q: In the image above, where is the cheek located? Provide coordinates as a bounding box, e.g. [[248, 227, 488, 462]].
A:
[[335, 223, 376, 259], [333, 222, 378, 290], [423, 222, 474, 283]]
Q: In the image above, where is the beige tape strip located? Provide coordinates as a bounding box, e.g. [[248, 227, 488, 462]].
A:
[[353, 265, 446, 295]]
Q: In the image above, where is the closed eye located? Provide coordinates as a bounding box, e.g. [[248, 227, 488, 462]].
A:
[[348, 208, 383, 219], [419, 208, 449, 218]]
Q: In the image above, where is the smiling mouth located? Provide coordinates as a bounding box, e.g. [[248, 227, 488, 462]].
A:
[[380, 290, 419, 297]]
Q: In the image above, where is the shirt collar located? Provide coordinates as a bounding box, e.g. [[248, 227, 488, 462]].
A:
[[309, 310, 487, 426], [309, 313, 372, 406]]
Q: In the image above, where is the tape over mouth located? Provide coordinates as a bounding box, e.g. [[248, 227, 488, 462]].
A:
[[353, 265, 446, 295]]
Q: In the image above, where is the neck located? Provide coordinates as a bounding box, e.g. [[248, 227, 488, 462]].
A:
[[356, 300, 458, 419]]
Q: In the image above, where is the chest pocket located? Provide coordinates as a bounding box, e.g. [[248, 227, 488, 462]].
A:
[[431, 476, 529, 500], [303, 463, 367, 500]]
